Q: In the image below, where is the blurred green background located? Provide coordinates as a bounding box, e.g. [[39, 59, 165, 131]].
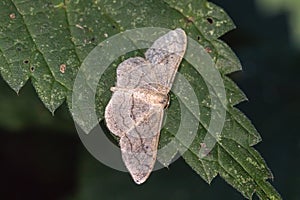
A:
[[0, 0, 299, 199]]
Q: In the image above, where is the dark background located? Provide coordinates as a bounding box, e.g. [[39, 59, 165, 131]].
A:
[[0, 0, 299, 199]]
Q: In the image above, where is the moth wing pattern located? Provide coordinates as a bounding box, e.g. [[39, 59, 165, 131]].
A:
[[145, 28, 187, 90], [120, 102, 164, 184]]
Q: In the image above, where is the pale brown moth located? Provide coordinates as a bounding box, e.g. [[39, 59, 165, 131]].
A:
[[105, 28, 187, 184]]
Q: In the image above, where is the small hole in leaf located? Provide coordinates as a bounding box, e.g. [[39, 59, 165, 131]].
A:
[[112, 25, 116, 29], [23, 60, 29, 64], [197, 35, 200, 40], [207, 17, 213, 24], [30, 66, 35, 72], [90, 37, 96, 42]]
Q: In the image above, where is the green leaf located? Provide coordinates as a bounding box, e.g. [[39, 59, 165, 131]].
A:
[[258, 0, 300, 47], [0, 0, 281, 199]]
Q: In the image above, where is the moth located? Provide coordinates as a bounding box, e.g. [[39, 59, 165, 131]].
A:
[[105, 28, 187, 184]]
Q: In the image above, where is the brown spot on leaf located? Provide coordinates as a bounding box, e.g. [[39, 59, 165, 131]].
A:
[[60, 64, 66, 73], [205, 47, 212, 53], [186, 16, 194, 24], [9, 13, 16, 19]]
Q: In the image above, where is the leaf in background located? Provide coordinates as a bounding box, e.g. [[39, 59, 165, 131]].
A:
[[258, 0, 300, 47], [0, 0, 281, 199]]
